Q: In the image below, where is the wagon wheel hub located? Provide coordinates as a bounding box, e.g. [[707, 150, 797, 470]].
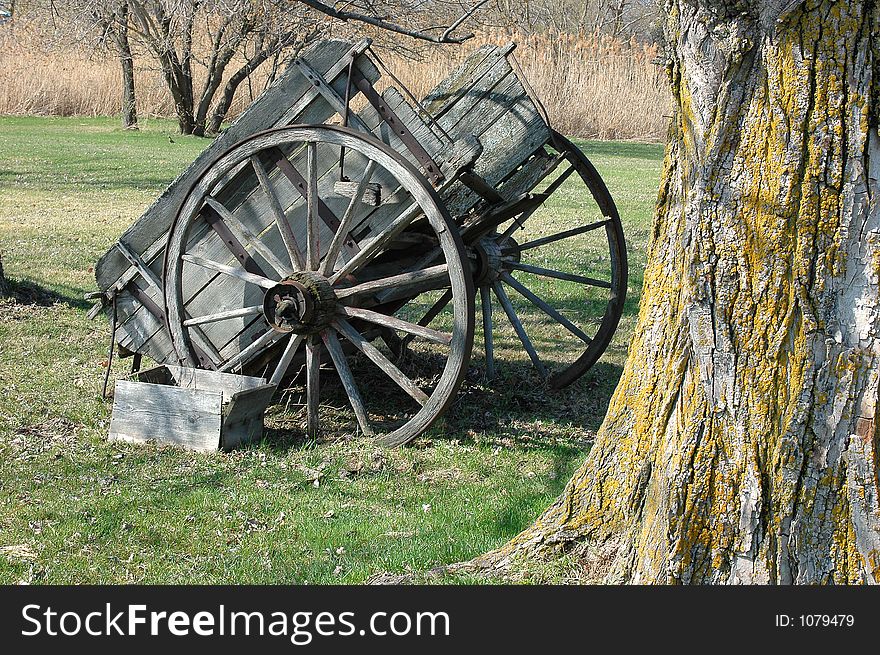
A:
[[473, 236, 520, 285], [263, 272, 337, 334]]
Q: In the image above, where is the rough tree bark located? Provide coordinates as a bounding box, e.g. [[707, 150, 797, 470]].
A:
[[475, 0, 880, 583]]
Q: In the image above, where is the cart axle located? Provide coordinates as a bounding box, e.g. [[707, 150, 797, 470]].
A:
[[263, 272, 337, 334]]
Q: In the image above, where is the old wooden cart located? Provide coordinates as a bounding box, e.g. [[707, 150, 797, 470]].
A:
[[93, 38, 627, 446]]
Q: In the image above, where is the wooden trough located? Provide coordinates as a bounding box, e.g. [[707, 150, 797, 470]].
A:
[[108, 366, 275, 452]]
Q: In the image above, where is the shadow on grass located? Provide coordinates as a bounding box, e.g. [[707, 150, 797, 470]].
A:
[[258, 357, 621, 451], [2, 277, 91, 310], [447, 360, 622, 436]]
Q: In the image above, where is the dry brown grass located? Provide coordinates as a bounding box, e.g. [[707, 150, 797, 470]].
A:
[[0, 23, 669, 140], [383, 29, 670, 141]]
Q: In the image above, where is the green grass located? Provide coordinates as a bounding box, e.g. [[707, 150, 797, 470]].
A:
[[0, 116, 663, 584]]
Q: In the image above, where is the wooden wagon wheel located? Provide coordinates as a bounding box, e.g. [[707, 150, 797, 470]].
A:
[[467, 131, 627, 388], [164, 125, 474, 446]]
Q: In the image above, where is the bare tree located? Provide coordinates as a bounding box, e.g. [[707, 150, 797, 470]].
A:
[[112, 0, 490, 135], [19, 1, 141, 128], [21, 0, 489, 135]]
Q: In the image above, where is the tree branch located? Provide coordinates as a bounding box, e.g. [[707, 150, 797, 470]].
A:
[[295, 0, 485, 43]]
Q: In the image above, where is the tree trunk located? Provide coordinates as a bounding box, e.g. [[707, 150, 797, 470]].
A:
[[114, 4, 138, 130], [480, 0, 880, 584], [160, 57, 195, 135], [206, 56, 268, 136]]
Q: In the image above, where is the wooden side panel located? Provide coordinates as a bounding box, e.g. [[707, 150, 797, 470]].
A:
[[108, 380, 223, 452], [416, 42, 553, 219], [221, 384, 277, 450], [435, 72, 551, 216], [133, 365, 174, 386], [164, 364, 267, 403], [495, 148, 558, 200], [422, 44, 499, 116]]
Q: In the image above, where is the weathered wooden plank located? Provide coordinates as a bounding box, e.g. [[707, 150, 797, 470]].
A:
[[495, 147, 559, 202], [435, 64, 516, 139], [380, 87, 447, 166], [113, 280, 173, 362], [204, 195, 292, 275], [222, 384, 277, 450], [109, 380, 223, 452], [422, 44, 498, 116], [110, 250, 231, 369]]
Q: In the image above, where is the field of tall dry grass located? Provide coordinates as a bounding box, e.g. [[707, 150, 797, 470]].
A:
[[0, 23, 670, 141]]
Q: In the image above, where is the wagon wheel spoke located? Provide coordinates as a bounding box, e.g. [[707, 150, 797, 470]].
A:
[[329, 200, 422, 283], [306, 142, 320, 270], [182, 254, 276, 289], [321, 329, 373, 435], [512, 219, 611, 253], [416, 288, 453, 327], [398, 288, 453, 348], [183, 305, 263, 327], [218, 329, 285, 373], [335, 264, 449, 301], [505, 261, 611, 289], [334, 318, 428, 406], [320, 160, 378, 276], [306, 336, 321, 438], [480, 285, 495, 379], [337, 305, 451, 345], [250, 155, 305, 271], [269, 333, 306, 386], [500, 272, 592, 344], [492, 280, 547, 377], [500, 164, 575, 239]]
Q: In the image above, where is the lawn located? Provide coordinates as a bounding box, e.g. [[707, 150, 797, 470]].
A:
[[0, 116, 663, 584]]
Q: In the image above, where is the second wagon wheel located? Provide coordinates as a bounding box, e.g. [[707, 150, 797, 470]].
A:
[[468, 131, 628, 388], [164, 125, 474, 446]]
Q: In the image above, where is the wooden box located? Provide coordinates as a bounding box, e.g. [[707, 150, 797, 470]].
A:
[[108, 365, 276, 452]]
